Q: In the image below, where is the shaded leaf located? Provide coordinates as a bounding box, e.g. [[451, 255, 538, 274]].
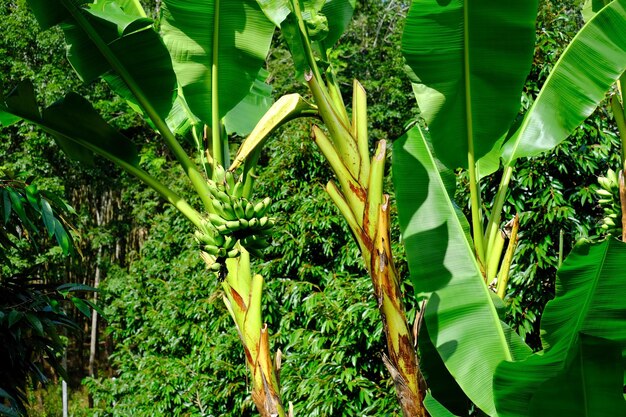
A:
[[26, 0, 176, 121], [528, 334, 626, 417], [393, 125, 515, 415], [495, 239, 626, 417], [1, 80, 139, 166]]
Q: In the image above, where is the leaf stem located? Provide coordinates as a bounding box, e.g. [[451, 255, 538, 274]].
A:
[[485, 165, 514, 257], [468, 150, 486, 271], [60, 0, 212, 211]]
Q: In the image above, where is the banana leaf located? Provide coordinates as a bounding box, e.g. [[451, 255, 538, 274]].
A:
[[501, 0, 626, 164], [276, 0, 355, 79], [0, 81, 138, 167], [160, 0, 275, 127], [26, 0, 177, 122], [402, 0, 537, 169], [393, 125, 528, 416], [494, 239, 626, 417], [529, 334, 626, 417]]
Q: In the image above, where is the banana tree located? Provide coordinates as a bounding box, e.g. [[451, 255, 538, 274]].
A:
[[395, 0, 626, 415], [1, 0, 425, 415], [0, 0, 295, 415]]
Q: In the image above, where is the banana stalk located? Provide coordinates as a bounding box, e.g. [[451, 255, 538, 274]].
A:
[[313, 77, 427, 416], [221, 248, 286, 417]]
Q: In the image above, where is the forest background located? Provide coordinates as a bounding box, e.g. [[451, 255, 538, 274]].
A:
[[0, 0, 621, 415]]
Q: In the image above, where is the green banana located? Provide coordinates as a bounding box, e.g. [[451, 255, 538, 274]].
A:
[[223, 235, 236, 250], [225, 170, 236, 191], [208, 213, 229, 227], [244, 201, 255, 219], [226, 248, 240, 258], [215, 190, 232, 206], [209, 262, 222, 272], [233, 200, 246, 219], [248, 218, 259, 229], [244, 236, 269, 250], [252, 197, 272, 217], [202, 244, 221, 256], [225, 220, 242, 232], [232, 181, 244, 199]]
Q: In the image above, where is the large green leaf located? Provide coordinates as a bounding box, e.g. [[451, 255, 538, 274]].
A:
[[26, 0, 177, 121], [223, 69, 274, 137], [529, 334, 626, 417], [160, 0, 275, 127], [0, 81, 139, 166], [393, 126, 522, 416], [402, 0, 537, 169], [494, 239, 626, 417], [501, 0, 626, 163]]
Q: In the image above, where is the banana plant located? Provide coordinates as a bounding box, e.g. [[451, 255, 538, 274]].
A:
[[232, 0, 429, 414], [0, 0, 308, 415], [395, 0, 626, 415]]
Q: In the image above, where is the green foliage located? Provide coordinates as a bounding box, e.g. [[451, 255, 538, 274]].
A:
[[85, 128, 404, 415], [494, 239, 626, 417], [0, 273, 96, 416], [484, 0, 623, 343], [0, 169, 75, 264]]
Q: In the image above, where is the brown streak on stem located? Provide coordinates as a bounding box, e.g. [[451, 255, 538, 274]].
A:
[[230, 287, 247, 311], [349, 182, 367, 202], [370, 199, 427, 417]]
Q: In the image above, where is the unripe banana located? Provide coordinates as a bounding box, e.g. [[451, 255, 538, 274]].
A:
[[213, 164, 226, 183], [238, 218, 249, 228], [217, 247, 227, 257], [233, 201, 246, 219], [232, 181, 244, 199], [248, 218, 259, 229], [216, 225, 229, 234], [216, 190, 232, 206], [213, 233, 226, 246], [202, 244, 221, 256], [208, 213, 228, 227], [226, 248, 240, 258], [244, 236, 269, 249], [195, 231, 216, 245], [209, 262, 222, 272], [598, 177, 613, 191], [213, 199, 237, 221], [253, 201, 267, 217], [223, 235, 236, 250], [225, 220, 242, 232], [207, 181, 221, 199], [259, 218, 275, 230], [244, 201, 255, 219], [246, 246, 264, 259], [225, 171, 235, 191]]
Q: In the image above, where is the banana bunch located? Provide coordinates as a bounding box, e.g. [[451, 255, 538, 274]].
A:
[[596, 168, 622, 236], [196, 170, 275, 268]]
